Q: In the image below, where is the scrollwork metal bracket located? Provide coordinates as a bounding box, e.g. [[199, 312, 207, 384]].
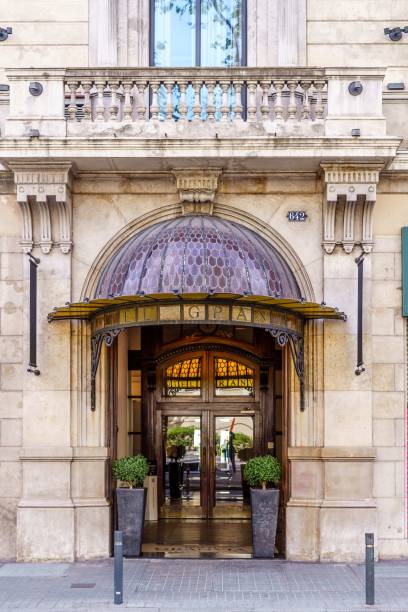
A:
[[91, 328, 122, 411], [268, 329, 305, 411]]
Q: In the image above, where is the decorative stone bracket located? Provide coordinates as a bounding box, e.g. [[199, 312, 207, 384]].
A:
[[321, 164, 382, 254], [10, 161, 73, 254], [173, 169, 222, 215]]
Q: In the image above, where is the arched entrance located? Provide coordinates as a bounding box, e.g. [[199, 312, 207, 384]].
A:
[[48, 214, 345, 557]]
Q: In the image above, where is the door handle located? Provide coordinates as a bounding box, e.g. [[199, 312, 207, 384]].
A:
[[210, 448, 216, 472]]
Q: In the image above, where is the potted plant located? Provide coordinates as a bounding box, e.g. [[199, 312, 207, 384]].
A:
[[112, 454, 149, 557], [244, 455, 282, 558]]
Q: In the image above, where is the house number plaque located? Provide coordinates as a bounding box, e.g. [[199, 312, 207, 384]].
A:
[[287, 211, 307, 222]]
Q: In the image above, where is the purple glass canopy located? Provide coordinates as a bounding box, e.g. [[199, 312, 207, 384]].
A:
[[96, 215, 301, 299]]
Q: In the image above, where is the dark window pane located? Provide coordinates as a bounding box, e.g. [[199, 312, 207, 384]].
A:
[[201, 0, 243, 67], [153, 0, 196, 66]]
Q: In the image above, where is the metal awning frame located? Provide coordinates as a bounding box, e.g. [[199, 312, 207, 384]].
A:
[[48, 294, 346, 413]]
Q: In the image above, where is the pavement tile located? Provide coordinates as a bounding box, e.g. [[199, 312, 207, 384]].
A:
[[0, 558, 408, 610]]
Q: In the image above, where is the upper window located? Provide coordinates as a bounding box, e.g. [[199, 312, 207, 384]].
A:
[[151, 0, 246, 67], [214, 358, 254, 397], [164, 357, 202, 396]]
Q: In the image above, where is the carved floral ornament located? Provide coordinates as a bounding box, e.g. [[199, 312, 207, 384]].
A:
[[321, 163, 382, 255], [10, 161, 73, 254]]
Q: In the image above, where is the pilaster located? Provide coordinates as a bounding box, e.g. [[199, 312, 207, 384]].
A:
[[13, 162, 74, 561], [89, 0, 118, 66]]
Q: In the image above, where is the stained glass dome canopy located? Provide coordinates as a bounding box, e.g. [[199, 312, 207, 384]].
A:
[[96, 215, 301, 300]]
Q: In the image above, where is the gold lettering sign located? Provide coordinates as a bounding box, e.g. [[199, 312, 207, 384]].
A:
[[95, 314, 104, 332], [105, 310, 120, 327], [120, 307, 137, 325], [253, 308, 270, 325], [160, 305, 181, 321], [208, 304, 229, 321], [137, 305, 158, 322], [183, 304, 205, 320], [271, 312, 286, 327], [232, 306, 251, 322]]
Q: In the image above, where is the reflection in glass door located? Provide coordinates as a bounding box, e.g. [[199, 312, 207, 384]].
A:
[[162, 415, 203, 518], [213, 415, 254, 518]]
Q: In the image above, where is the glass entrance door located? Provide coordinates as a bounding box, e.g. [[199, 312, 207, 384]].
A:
[[161, 414, 204, 518], [160, 410, 255, 519], [211, 414, 254, 518]]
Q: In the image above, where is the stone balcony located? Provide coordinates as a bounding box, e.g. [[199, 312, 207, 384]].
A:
[[0, 67, 400, 173]]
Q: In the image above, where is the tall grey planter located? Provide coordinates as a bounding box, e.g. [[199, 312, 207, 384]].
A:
[[250, 488, 279, 558], [116, 488, 147, 557]]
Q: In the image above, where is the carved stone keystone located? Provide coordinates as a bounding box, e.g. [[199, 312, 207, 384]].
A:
[[173, 169, 222, 215]]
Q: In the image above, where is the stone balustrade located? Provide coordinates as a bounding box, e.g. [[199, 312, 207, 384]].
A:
[[63, 68, 327, 137], [4, 67, 387, 139]]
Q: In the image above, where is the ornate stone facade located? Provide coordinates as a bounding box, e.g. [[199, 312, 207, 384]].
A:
[[0, 0, 407, 565]]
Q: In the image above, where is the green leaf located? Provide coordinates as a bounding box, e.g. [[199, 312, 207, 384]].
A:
[[112, 455, 149, 488], [243, 455, 281, 488]]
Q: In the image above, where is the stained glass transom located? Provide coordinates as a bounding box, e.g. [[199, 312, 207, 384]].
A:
[[215, 358, 254, 397], [165, 358, 202, 396], [96, 216, 301, 300]]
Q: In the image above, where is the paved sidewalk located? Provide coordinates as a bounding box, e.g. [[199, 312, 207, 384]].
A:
[[0, 558, 408, 611]]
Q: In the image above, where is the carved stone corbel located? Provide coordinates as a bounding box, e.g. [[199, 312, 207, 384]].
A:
[[36, 198, 52, 254], [323, 185, 338, 254], [362, 189, 376, 254], [321, 164, 382, 254], [10, 161, 73, 254], [173, 169, 222, 215], [343, 191, 357, 254], [18, 199, 33, 254]]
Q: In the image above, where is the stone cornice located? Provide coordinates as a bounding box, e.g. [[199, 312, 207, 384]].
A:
[[0, 136, 400, 156]]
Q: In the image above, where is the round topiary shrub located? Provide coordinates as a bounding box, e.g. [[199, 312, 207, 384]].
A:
[[112, 455, 149, 488], [244, 455, 281, 490]]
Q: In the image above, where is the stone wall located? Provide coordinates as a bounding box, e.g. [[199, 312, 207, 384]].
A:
[[0, 0, 88, 83], [0, 181, 23, 559], [372, 178, 408, 557]]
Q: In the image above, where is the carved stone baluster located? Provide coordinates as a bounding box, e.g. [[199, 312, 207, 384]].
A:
[[122, 80, 133, 121], [95, 80, 106, 121], [261, 81, 270, 121], [287, 79, 298, 121], [136, 82, 146, 122], [179, 82, 187, 122], [67, 81, 78, 122], [82, 81, 93, 121], [247, 80, 257, 123], [109, 81, 119, 121], [234, 81, 243, 122], [220, 80, 230, 122], [193, 80, 202, 122], [301, 81, 311, 121], [274, 80, 284, 122], [150, 81, 160, 121], [165, 81, 173, 121], [314, 80, 326, 120], [206, 80, 216, 123]]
